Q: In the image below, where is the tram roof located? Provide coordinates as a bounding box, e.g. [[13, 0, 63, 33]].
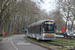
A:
[[28, 20, 54, 27]]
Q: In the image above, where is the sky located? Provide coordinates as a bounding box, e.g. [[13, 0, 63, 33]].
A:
[[31, 0, 58, 14]]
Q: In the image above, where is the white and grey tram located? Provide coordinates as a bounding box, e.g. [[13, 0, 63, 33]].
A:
[[28, 20, 56, 40]]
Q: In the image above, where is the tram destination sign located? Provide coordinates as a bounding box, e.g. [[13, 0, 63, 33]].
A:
[[45, 22, 53, 24]]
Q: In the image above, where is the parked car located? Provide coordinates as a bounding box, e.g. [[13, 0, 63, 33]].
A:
[[64, 31, 75, 38]]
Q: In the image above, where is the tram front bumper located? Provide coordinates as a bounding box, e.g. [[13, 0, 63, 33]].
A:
[[42, 36, 56, 40]]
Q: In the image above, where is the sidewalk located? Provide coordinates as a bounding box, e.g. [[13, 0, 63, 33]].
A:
[[55, 35, 63, 38]]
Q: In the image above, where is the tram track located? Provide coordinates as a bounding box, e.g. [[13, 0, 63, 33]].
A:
[[38, 38, 75, 50], [43, 41, 64, 46], [42, 40, 75, 50], [57, 37, 75, 40]]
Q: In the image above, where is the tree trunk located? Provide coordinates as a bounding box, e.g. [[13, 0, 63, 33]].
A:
[[3, 20, 6, 33], [71, 20, 74, 31], [65, 18, 68, 31]]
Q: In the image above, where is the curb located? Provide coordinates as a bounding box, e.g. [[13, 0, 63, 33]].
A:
[[24, 37, 55, 50]]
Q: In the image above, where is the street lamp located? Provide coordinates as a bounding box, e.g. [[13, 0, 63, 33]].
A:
[[33, 13, 38, 22]]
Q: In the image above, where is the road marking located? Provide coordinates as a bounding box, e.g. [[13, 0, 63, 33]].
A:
[[3, 38, 12, 41], [11, 41, 18, 50], [17, 42, 31, 45], [17, 41, 31, 45]]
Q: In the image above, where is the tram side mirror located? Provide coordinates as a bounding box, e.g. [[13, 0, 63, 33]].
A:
[[55, 25, 57, 29]]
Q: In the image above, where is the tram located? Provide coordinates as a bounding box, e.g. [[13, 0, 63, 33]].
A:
[[28, 20, 56, 40]]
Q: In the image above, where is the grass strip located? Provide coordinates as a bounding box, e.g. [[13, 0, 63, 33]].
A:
[[25, 36, 69, 50], [0, 37, 3, 41]]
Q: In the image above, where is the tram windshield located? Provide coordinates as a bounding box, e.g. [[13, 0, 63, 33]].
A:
[[43, 22, 55, 33]]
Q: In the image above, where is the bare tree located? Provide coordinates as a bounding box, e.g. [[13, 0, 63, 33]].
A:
[[57, 0, 75, 31]]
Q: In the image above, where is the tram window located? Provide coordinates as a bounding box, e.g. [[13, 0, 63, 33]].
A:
[[39, 25, 41, 34], [36, 26, 39, 33], [44, 24, 55, 33]]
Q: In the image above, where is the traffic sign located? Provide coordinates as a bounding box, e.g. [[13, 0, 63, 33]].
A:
[[61, 28, 65, 32]]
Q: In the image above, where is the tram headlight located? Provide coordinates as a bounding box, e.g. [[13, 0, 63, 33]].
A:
[[73, 34, 75, 35], [67, 34, 70, 35], [43, 34, 45, 36]]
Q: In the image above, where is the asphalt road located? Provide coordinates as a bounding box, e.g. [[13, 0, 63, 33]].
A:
[[0, 34, 47, 50]]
